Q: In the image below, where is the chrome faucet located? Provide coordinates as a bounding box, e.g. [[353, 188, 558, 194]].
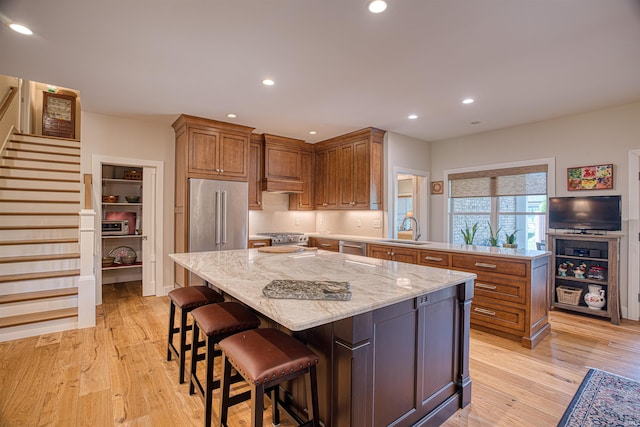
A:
[[400, 216, 421, 241]]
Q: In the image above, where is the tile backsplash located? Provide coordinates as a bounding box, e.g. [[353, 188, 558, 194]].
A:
[[249, 192, 384, 238]]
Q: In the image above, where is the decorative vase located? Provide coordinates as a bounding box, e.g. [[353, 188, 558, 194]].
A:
[[584, 284, 606, 310], [558, 266, 568, 276], [502, 243, 517, 249]]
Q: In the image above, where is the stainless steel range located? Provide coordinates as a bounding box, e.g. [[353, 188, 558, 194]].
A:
[[257, 232, 309, 247]]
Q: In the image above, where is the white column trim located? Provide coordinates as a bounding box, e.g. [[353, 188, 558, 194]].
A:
[[627, 150, 640, 321]]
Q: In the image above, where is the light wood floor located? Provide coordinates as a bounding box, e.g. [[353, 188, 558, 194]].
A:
[[1, 281, 639, 427]]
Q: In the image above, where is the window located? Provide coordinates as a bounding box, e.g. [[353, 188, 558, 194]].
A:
[[448, 165, 547, 249]]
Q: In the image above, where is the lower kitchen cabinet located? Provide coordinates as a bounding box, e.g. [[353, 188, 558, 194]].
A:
[[367, 243, 418, 264], [309, 237, 339, 252]]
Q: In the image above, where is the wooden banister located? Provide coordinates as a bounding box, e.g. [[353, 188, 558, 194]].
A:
[[0, 87, 18, 122], [83, 174, 92, 209]]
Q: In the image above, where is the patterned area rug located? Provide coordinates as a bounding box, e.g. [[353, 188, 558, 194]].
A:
[[558, 368, 640, 426]]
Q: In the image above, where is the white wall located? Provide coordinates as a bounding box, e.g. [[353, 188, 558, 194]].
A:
[[80, 112, 176, 288], [384, 132, 431, 237], [249, 193, 316, 234], [429, 101, 640, 317]]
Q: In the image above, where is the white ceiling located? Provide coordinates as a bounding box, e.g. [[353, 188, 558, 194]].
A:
[[1, 0, 640, 143]]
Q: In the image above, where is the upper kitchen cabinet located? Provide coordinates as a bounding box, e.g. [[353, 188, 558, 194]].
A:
[[289, 143, 314, 210], [261, 134, 307, 193], [248, 134, 263, 210], [172, 115, 254, 182], [315, 127, 385, 210]]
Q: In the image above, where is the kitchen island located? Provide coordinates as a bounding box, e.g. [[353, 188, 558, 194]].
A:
[[170, 249, 476, 427]]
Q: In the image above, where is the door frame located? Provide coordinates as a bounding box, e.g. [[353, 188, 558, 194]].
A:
[[92, 154, 164, 305], [627, 150, 640, 321], [390, 166, 430, 240]]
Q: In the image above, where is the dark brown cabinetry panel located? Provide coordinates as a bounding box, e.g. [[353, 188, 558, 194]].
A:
[[262, 134, 306, 193], [289, 146, 314, 210], [248, 135, 263, 210]]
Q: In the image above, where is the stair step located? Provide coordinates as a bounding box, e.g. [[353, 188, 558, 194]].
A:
[[5, 147, 80, 159], [9, 139, 80, 152], [13, 132, 80, 144], [0, 287, 78, 303], [0, 307, 78, 328], [0, 187, 80, 193], [0, 165, 80, 174], [0, 175, 80, 183], [1, 156, 80, 166], [0, 269, 80, 284], [0, 238, 78, 246], [0, 253, 80, 264]]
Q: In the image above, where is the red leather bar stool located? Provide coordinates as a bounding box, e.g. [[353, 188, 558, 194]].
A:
[[167, 285, 224, 384], [189, 302, 261, 427], [218, 328, 320, 427]]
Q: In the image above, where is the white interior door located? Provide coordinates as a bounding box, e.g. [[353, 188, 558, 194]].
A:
[[142, 166, 156, 297]]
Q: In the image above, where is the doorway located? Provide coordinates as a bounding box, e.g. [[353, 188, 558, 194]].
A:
[[92, 155, 164, 305]]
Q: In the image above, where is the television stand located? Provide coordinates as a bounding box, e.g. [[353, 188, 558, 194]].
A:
[[547, 232, 620, 324]]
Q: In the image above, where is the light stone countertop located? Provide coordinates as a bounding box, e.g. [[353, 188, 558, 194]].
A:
[[169, 249, 476, 331], [304, 233, 551, 260]]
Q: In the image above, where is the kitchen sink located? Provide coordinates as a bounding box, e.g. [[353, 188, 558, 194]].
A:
[[380, 239, 431, 246]]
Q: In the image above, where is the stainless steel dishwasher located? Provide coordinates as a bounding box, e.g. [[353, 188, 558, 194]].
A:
[[339, 240, 367, 256]]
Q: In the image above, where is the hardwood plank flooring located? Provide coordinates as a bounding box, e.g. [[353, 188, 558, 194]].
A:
[[1, 280, 639, 426]]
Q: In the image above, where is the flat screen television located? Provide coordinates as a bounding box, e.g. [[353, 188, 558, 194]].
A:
[[548, 196, 621, 232]]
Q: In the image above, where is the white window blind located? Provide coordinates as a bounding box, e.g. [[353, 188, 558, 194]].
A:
[[449, 165, 547, 198]]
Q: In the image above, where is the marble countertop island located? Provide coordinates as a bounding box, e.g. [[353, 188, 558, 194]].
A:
[[169, 249, 476, 331]]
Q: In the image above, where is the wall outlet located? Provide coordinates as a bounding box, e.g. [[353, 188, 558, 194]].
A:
[[373, 219, 382, 228], [295, 217, 300, 226], [356, 219, 362, 227]]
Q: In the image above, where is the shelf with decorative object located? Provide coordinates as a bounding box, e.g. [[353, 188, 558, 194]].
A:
[[547, 232, 620, 324]]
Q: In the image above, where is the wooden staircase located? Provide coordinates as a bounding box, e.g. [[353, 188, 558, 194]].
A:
[[0, 132, 82, 341]]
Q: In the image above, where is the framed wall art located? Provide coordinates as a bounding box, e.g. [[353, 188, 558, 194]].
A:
[[567, 164, 613, 191], [431, 181, 443, 195]]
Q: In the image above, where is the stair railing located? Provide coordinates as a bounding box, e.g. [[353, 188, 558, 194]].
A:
[[0, 86, 18, 155]]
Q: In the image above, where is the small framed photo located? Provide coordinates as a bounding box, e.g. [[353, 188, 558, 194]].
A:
[[567, 164, 613, 191], [431, 181, 443, 195]]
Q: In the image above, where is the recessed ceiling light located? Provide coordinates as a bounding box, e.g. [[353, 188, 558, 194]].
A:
[[309, 131, 317, 135], [408, 114, 418, 120], [462, 98, 474, 104], [368, 0, 387, 13], [226, 113, 237, 118], [262, 79, 275, 86], [9, 23, 33, 35]]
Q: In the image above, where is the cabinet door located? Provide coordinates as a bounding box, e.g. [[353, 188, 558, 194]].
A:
[[290, 150, 314, 210], [338, 143, 355, 208], [368, 244, 418, 264], [353, 138, 370, 208], [314, 147, 339, 209], [188, 127, 219, 176], [218, 133, 249, 180], [248, 139, 262, 210]]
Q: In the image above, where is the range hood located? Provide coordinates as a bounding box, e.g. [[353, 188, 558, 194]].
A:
[[261, 134, 307, 193]]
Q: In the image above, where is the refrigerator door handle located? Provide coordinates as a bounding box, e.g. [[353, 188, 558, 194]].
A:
[[215, 190, 221, 245], [222, 190, 228, 244]]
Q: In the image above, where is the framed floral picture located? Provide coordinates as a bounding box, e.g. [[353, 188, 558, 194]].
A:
[[567, 164, 613, 191], [431, 181, 443, 195]]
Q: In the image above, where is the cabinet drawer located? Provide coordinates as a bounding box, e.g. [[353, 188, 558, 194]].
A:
[[452, 255, 527, 277], [312, 238, 339, 252], [248, 239, 270, 248], [418, 250, 451, 268], [470, 299, 525, 333], [473, 273, 526, 305]]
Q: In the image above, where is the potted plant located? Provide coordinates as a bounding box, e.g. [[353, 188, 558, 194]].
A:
[[503, 229, 518, 248], [461, 221, 478, 245], [488, 222, 501, 247]]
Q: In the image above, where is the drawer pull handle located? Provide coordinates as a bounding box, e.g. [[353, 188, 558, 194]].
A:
[[252, 242, 266, 247], [425, 256, 443, 262], [474, 307, 496, 316], [475, 282, 497, 290], [475, 262, 497, 269], [320, 243, 332, 247]]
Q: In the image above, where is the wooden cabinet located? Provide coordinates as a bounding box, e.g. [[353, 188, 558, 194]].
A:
[[309, 237, 339, 252], [248, 238, 270, 248], [173, 115, 254, 182], [367, 244, 419, 264], [314, 146, 339, 209], [547, 233, 620, 324], [449, 253, 550, 349], [314, 128, 384, 210], [262, 134, 307, 193], [248, 135, 263, 210], [289, 145, 314, 210]]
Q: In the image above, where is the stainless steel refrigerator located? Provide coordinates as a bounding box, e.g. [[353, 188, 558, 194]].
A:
[[188, 178, 248, 284]]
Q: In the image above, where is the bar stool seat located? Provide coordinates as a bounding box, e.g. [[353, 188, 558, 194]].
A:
[[189, 302, 261, 427], [167, 286, 224, 384], [219, 328, 320, 427]]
